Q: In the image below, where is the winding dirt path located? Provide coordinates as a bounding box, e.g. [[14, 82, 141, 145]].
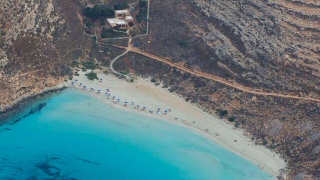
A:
[[109, 49, 130, 79], [106, 44, 320, 103]]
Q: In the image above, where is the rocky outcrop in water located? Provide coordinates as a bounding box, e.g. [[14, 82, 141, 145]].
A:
[[12, 103, 46, 125]]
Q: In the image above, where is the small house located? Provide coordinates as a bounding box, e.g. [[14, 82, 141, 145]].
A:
[[125, 15, 134, 23], [115, 10, 130, 19], [107, 18, 128, 29]]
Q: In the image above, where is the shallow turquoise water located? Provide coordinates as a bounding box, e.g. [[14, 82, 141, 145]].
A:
[[0, 90, 272, 179]]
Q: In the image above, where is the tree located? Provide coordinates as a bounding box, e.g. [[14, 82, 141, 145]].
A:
[[128, 22, 134, 27], [83, 5, 114, 21], [220, 110, 228, 116], [139, 0, 147, 7], [83, 7, 93, 18], [91, 5, 101, 20], [100, 6, 115, 18], [114, 3, 128, 10], [228, 116, 236, 122]]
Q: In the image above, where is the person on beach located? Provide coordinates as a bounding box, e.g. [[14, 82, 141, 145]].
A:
[[137, 105, 140, 109], [117, 99, 120, 103], [164, 110, 168, 115], [112, 96, 115, 100]]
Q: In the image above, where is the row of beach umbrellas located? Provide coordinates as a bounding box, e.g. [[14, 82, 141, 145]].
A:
[[71, 80, 170, 115]]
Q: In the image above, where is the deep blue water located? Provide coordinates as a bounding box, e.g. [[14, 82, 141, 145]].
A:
[[0, 90, 272, 179]]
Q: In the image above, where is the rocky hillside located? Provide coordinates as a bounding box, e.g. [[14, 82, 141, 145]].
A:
[[118, 0, 320, 179], [0, 0, 93, 109]]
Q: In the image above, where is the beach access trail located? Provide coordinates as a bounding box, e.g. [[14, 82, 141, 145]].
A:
[[104, 43, 320, 104]]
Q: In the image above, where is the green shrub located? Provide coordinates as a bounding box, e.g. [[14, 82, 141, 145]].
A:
[[85, 21, 94, 27], [178, 40, 190, 48], [220, 110, 228, 116], [114, 3, 128, 10], [139, 0, 147, 7], [228, 116, 236, 122], [136, 6, 148, 22], [120, 70, 129, 75], [151, 78, 156, 83], [82, 61, 96, 70], [85, 71, 99, 81], [83, 5, 114, 21]]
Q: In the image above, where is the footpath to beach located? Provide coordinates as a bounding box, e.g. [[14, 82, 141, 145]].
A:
[[65, 71, 286, 178]]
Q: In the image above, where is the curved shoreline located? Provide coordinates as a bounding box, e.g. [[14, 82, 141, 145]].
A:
[[66, 71, 286, 179], [0, 72, 287, 179], [0, 86, 67, 121]]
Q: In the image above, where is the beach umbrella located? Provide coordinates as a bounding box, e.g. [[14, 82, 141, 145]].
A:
[[125, 102, 128, 104], [71, 82, 74, 84], [75, 79, 78, 81]]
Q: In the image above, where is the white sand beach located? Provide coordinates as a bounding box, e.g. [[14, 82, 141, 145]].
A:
[[65, 71, 286, 178]]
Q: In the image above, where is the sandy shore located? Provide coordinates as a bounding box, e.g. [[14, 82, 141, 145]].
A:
[[65, 71, 286, 178]]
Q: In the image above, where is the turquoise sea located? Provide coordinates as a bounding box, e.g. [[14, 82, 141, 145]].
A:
[[0, 90, 272, 180]]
